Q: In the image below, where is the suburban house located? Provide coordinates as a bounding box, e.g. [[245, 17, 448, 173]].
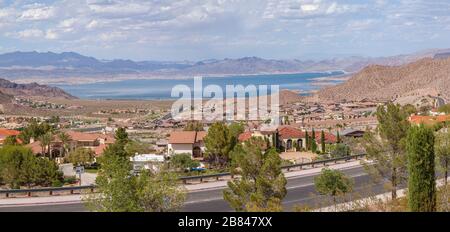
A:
[[337, 129, 366, 138], [130, 154, 165, 173], [26, 130, 115, 161], [0, 128, 21, 146], [409, 114, 450, 125], [238, 126, 337, 153], [238, 130, 275, 143], [167, 131, 207, 158]]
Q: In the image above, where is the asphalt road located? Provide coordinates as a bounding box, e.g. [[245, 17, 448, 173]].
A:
[[0, 165, 387, 212]]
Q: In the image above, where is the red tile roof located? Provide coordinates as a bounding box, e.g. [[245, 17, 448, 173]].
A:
[[168, 131, 197, 144], [26, 141, 43, 154], [0, 128, 20, 137], [0, 129, 21, 145], [409, 115, 450, 125], [93, 144, 108, 157], [196, 131, 207, 142], [63, 131, 115, 143], [168, 131, 208, 144], [314, 131, 337, 144], [238, 131, 253, 142], [278, 126, 305, 139]]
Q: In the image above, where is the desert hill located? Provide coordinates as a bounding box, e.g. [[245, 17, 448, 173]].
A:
[[316, 57, 450, 103], [0, 78, 76, 99]]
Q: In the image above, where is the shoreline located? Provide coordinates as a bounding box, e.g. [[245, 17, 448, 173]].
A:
[[12, 70, 347, 86]]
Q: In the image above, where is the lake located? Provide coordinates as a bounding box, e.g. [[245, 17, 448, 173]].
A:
[[55, 71, 344, 100]]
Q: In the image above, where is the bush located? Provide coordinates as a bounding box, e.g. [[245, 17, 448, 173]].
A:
[[64, 176, 78, 185], [0, 145, 62, 189], [330, 144, 351, 158], [170, 154, 200, 171], [52, 179, 64, 187]]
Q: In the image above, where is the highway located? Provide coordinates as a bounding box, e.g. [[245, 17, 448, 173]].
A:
[[0, 165, 388, 212]]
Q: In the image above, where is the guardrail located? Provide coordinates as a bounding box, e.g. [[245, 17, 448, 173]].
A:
[[0, 154, 365, 198], [0, 185, 95, 198], [180, 154, 366, 184]]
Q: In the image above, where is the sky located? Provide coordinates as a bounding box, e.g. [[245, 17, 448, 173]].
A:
[[0, 0, 449, 61]]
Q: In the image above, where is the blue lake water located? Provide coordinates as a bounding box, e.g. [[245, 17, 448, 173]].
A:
[[55, 71, 344, 100]]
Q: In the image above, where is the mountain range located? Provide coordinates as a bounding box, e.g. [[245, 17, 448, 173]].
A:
[[316, 57, 450, 103], [1, 49, 450, 84]]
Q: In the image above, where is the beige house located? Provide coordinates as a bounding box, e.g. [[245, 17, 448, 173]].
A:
[[167, 131, 207, 159], [26, 130, 115, 161]]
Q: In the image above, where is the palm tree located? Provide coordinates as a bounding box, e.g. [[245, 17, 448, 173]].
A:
[[58, 132, 72, 158], [38, 132, 53, 159]]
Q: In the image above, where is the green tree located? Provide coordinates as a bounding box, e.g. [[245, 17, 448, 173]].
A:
[[438, 104, 450, 114], [85, 153, 140, 212], [184, 121, 204, 132], [320, 130, 326, 153], [0, 145, 61, 189], [85, 144, 186, 212], [402, 104, 417, 116], [228, 122, 245, 149], [305, 131, 310, 150], [170, 153, 200, 171], [57, 132, 71, 157], [38, 132, 53, 158], [18, 120, 53, 144], [330, 143, 351, 158], [336, 131, 341, 143], [135, 171, 187, 212], [34, 158, 63, 187], [115, 127, 129, 145], [203, 122, 232, 167], [406, 124, 436, 212], [314, 168, 353, 209], [67, 147, 94, 166], [103, 128, 130, 158], [3, 135, 18, 146], [125, 140, 153, 155], [435, 128, 450, 184], [224, 137, 287, 212], [311, 138, 318, 153], [362, 103, 410, 200]]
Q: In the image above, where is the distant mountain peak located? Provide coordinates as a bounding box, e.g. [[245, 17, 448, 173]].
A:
[[0, 48, 449, 84]]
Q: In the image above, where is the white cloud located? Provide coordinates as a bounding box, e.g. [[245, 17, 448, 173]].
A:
[[86, 20, 99, 29], [17, 29, 44, 38], [45, 29, 59, 40], [301, 4, 320, 12], [19, 6, 55, 21], [59, 18, 77, 28], [0, 0, 449, 60]]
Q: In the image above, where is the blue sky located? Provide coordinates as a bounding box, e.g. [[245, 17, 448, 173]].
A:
[[0, 0, 449, 61]]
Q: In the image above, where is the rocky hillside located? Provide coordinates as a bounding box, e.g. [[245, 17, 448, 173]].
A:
[[0, 78, 76, 99], [316, 57, 450, 102], [0, 91, 13, 104]]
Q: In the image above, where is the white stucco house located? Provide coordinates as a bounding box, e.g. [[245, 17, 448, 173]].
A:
[[167, 131, 207, 159]]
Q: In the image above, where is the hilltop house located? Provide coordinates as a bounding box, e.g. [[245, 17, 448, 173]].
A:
[[26, 130, 115, 161], [238, 126, 337, 153], [167, 131, 207, 158], [0, 128, 21, 146]]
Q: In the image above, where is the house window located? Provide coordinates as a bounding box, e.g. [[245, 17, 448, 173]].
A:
[[193, 146, 202, 158]]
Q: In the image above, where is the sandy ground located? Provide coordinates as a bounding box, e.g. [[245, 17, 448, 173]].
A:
[[280, 152, 318, 163]]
